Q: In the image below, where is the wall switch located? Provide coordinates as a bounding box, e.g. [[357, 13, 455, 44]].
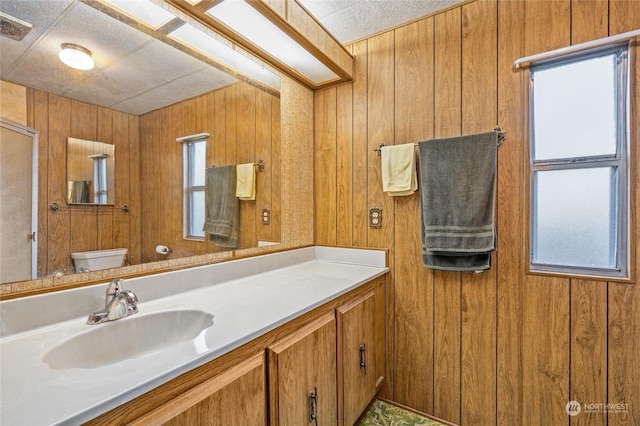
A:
[[262, 208, 271, 225], [369, 207, 382, 228]]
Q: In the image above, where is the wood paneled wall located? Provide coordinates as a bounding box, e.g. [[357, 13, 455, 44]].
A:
[[139, 83, 281, 262], [28, 90, 141, 277], [313, 1, 640, 424]]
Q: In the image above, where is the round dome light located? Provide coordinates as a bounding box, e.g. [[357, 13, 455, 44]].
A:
[[59, 43, 94, 70]]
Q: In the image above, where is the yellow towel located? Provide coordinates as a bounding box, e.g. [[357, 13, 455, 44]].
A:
[[381, 144, 417, 196], [236, 163, 256, 200]]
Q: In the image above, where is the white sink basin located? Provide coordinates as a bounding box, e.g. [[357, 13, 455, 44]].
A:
[[42, 309, 214, 370]]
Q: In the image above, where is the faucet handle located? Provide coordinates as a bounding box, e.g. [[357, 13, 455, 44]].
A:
[[106, 278, 124, 295]]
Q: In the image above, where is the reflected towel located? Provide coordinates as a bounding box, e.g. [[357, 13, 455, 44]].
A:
[[203, 166, 239, 248], [236, 163, 256, 200], [68, 180, 90, 203], [418, 132, 498, 272], [381, 144, 417, 196]]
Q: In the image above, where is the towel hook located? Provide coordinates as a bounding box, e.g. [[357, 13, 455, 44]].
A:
[[256, 159, 265, 172]]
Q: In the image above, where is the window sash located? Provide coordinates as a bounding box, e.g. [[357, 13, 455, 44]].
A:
[[528, 44, 629, 278], [183, 139, 206, 240]]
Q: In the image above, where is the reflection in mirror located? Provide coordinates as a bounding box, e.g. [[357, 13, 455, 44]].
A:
[[67, 137, 115, 205], [0, 0, 281, 285]]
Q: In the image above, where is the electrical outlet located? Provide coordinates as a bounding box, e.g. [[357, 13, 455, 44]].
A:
[[369, 208, 382, 228], [262, 208, 271, 225]]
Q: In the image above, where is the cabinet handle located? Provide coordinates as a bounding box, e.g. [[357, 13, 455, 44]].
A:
[[308, 386, 318, 424], [359, 343, 367, 375]]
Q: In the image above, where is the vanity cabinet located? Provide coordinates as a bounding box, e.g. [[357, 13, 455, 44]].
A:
[[337, 277, 385, 426], [267, 312, 338, 426], [129, 353, 266, 426], [84, 274, 386, 426]]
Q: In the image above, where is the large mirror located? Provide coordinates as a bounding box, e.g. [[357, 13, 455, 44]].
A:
[[0, 0, 282, 284]]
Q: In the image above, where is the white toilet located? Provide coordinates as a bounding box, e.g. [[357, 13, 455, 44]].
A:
[[71, 248, 128, 272]]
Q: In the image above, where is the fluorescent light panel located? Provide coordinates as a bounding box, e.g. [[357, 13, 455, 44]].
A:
[[169, 23, 281, 91], [101, 0, 175, 29], [206, 0, 338, 84]]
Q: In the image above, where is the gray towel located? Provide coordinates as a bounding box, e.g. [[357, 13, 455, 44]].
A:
[[202, 166, 239, 248], [68, 180, 90, 203], [418, 132, 498, 271]]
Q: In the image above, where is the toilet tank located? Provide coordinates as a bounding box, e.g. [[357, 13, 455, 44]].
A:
[[71, 248, 127, 272]]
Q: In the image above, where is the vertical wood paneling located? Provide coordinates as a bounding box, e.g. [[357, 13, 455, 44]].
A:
[[460, 2, 498, 425], [571, 0, 609, 43], [314, 87, 337, 245], [128, 115, 141, 265], [316, 1, 639, 425], [351, 41, 369, 248], [609, 0, 640, 34], [47, 94, 71, 273], [432, 8, 462, 424], [571, 280, 607, 426], [367, 31, 396, 403], [112, 111, 130, 254], [271, 95, 281, 244], [523, 0, 571, 56], [336, 83, 353, 246], [608, 4, 640, 425], [367, 31, 395, 250], [393, 17, 435, 413], [496, 0, 526, 424], [522, 3, 571, 425], [237, 85, 256, 249], [255, 90, 272, 244]]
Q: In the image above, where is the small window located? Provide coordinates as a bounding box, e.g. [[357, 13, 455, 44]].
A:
[[529, 44, 629, 277], [182, 138, 206, 239]]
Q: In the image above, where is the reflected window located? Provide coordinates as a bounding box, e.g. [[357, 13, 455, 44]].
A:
[[529, 44, 629, 277], [183, 138, 206, 239]]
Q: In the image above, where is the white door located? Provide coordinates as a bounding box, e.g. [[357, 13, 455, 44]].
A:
[[0, 118, 38, 283]]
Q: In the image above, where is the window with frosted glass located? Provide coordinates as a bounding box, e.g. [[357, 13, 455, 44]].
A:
[[184, 139, 206, 239], [529, 45, 629, 277]]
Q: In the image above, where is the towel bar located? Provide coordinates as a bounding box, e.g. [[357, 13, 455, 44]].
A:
[[373, 127, 506, 157]]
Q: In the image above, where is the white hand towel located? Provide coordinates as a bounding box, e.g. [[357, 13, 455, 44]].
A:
[[381, 143, 417, 196], [236, 163, 256, 200]]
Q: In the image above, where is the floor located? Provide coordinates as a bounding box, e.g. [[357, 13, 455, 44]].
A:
[[358, 400, 447, 426]]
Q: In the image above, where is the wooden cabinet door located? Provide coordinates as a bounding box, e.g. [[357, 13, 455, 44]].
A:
[[337, 280, 384, 426], [130, 353, 266, 426], [268, 312, 337, 426]]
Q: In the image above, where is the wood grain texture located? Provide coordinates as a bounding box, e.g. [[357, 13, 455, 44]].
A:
[[139, 82, 281, 260], [314, 87, 337, 245], [460, 2, 498, 425], [268, 312, 337, 426], [28, 90, 140, 275], [351, 40, 369, 249], [131, 354, 266, 426], [432, 8, 462, 424], [496, 0, 526, 424], [336, 83, 354, 246], [608, 5, 640, 425], [571, 0, 609, 44], [570, 280, 607, 426], [337, 289, 379, 426], [393, 16, 435, 413]]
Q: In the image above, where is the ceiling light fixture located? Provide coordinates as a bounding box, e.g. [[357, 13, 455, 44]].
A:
[[59, 43, 94, 70], [166, 0, 354, 89]]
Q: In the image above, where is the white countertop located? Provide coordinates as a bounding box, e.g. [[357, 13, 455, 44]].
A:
[[0, 246, 387, 426]]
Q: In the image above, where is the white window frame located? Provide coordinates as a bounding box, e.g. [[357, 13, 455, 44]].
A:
[[178, 133, 209, 240], [528, 44, 630, 279]]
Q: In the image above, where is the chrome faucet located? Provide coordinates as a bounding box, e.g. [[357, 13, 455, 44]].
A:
[[86, 279, 138, 325]]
